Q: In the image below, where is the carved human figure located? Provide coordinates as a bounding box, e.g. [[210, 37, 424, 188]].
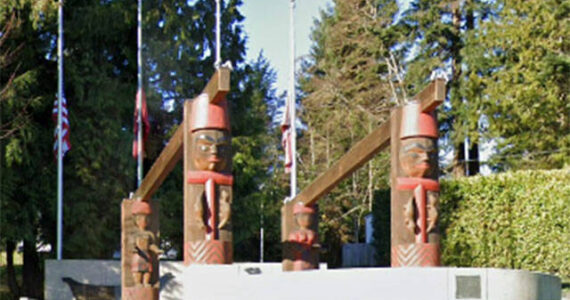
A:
[[189, 129, 233, 238], [397, 101, 440, 244], [130, 201, 163, 287], [185, 93, 233, 264], [288, 203, 317, 271]]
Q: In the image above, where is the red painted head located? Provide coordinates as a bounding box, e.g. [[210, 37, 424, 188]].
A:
[[131, 200, 152, 215], [399, 102, 438, 178], [131, 201, 151, 230], [294, 203, 315, 230], [189, 93, 230, 133]]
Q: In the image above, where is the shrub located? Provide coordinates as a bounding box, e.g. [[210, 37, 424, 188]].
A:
[[440, 168, 570, 279]]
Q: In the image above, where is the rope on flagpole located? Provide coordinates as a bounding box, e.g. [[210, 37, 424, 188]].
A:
[[56, 0, 64, 260], [215, 0, 221, 69]]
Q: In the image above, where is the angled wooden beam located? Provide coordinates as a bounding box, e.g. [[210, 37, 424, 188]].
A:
[[203, 67, 231, 103], [289, 79, 444, 209], [295, 121, 392, 207], [416, 78, 446, 112], [133, 68, 231, 201], [133, 125, 184, 201]]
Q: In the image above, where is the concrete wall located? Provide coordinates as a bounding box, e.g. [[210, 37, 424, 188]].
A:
[[46, 260, 560, 300], [181, 266, 561, 300]]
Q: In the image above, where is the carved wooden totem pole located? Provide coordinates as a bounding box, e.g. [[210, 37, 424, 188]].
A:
[[184, 92, 233, 264], [121, 199, 161, 300], [390, 101, 441, 267], [286, 202, 318, 271]]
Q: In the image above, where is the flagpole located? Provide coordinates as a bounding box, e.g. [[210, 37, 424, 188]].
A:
[[215, 0, 221, 69], [137, 0, 143, 187], [289, 0, 297, 199], [56, 0, 64, 260]]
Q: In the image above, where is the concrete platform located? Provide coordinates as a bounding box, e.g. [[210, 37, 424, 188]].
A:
[[45, 260, 561, 300]]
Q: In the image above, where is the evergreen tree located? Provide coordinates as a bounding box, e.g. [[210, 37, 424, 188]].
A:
[[402, 0, 493, 176], [298, 0, 401, 266], [461, 0, 569, 169]]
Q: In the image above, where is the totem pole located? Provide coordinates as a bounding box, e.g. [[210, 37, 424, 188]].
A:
[[286, 202, 318, 271], [184, 92, 233, 264], [390, 101, 441, 267], [121, 199, 161, 300]]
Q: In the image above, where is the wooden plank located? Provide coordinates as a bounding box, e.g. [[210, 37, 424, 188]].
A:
[[416, 78, 446, 112], [133, 125, 184, 201], [203, 67, 231, 103], [295, 121, 391, 207]]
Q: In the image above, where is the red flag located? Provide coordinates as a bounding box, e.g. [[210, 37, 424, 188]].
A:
[[132, 89, 150, 159], [52, 96, 71, 157], [281, 99, 292, 173]]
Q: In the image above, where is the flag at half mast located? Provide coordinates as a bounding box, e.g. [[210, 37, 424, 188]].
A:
[[52, 95, 71, 157], [132, 89, 150, 159], [281, 99, 293, 173]]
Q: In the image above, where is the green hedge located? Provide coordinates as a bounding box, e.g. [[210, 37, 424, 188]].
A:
[[371, 168, 570, 279], [439, 168, 570, 279]]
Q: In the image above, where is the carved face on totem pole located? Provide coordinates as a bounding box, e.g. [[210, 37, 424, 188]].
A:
[[293, 203, 314, 231], [399, 138, 437, 178], [193, 130, 230, 172], [399, 102, 438, 178], [185, 93, 233, 265]]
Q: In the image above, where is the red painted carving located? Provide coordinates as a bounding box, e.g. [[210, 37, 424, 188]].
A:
[[185, 92, 233, 265], [391, 243, 440, 267], [190, 93, 230, 132], [396, 177, 439, 243], [287, 203, 317, 271], [185, 240, 233, 264], [187, 171, 233, 240], [393, 101, 441, 267]]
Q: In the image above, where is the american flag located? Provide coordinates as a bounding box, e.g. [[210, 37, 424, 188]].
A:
[[281, 97, 293, 173], [52, 95, 71, 157], [132, 89, 150, 159]]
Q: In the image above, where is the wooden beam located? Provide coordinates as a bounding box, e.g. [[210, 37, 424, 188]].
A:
[[290, 79, 444, 207], [203, 67, 231, 103], [134, 124, 184, 201], [133, 68, 231, 201], [416, 78, 446, 112], [295, 121, 391, 207]]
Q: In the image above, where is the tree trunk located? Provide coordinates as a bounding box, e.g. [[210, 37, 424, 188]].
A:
[[451, 0, 480, 177], [6, 240, 20, 300], [22, 239, 42, 299], [468, 143, 480, 175]]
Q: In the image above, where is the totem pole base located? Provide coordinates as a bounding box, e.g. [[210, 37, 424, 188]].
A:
[[391, 243, 440, 267], [123, 286, 159, 300], [184, 240, 233, 265]]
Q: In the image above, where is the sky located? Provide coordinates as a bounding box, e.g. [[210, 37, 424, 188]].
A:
[[242, 0, 332, 93]]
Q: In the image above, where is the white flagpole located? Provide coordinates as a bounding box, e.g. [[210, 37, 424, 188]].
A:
[[56, 0, 64, 260], [289, 0, 297, 199], [215, 0, 221, 68], [137, 0, 143, 187]]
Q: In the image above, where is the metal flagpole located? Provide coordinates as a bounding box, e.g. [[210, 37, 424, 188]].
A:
[[137, 0, 143, 187], [56, 0, 64, 260], [289, 0, 297, 199], [215, 0, 221, 68]]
